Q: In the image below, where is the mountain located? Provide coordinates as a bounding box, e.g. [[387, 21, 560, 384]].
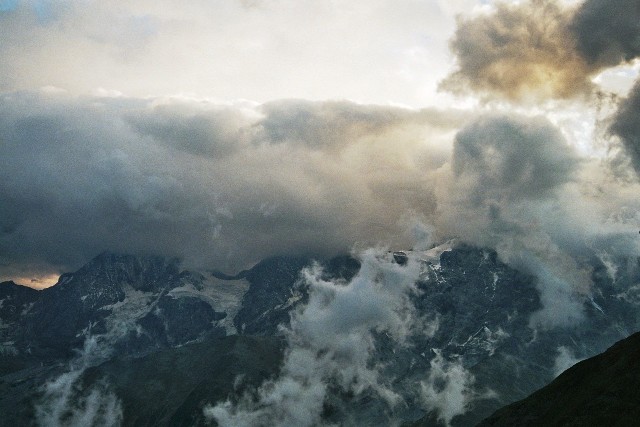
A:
[[0, 281, 40, 325], [233, 256, 313, 335], [1, 253, 232, 361], [477, 330, 640, 426], [1, 244, 639, 426]]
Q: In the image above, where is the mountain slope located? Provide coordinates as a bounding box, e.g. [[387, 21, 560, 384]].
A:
[[478, 331, 640, 427]]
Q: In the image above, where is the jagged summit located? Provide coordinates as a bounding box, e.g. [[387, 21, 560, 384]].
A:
[[70, 252, 182, 292], [0, 252, 232, 356]]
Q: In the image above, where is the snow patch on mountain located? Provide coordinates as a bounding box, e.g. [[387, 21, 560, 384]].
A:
[[168, 273, 248, 334], [102, 284, 160, 340]]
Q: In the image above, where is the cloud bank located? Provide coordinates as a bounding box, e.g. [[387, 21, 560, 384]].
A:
[[0, 91, 464, 281], [420, 350, 485, 427], [571, 0, 640, 67], [1, 84, 639, 333]]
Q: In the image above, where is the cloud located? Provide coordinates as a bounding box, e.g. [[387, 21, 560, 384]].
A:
[[419, 350, 490, 427], [442, 0, 640, 101], [570, 0, 640, 67], [0, 0, 456, 106], [35, 336, 123, 427], [441, 0, 591, 100], [3, 90, 640, 333], [36, 371, 122, 427], [126, 101, 258, 158], [435, 113, 580, 248], [443, 0, 640, 181], [553, 345, 583, 377], [256, 99, 409, 150], [0, 91, 467, 281], [451, 114, 578, 204], [610, 81, 640, 175], [205, 249, 423, 426], [524, 249, 591, 329], [1, 87, 640, 336]]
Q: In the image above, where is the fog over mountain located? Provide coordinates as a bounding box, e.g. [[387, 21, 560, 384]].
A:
[[2, 1, 640, 425], [0, 94, 467, 281]]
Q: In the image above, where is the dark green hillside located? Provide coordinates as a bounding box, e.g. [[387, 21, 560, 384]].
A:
[[85, 334, 284, 427], [478, 331, 640, 427]]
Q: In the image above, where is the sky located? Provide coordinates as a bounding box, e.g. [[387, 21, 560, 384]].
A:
[[1, 0, 640, 292]]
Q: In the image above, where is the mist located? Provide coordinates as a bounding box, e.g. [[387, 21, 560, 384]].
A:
[[35, 336, 123, 427], [205, 249, 424, 426]]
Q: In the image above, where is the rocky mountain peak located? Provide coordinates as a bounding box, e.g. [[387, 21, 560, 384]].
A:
[[74, 252, 182, 292]]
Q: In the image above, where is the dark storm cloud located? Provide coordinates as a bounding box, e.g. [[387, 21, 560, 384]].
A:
[[570, 0, 640, 67], [0, 94, 221, 277], [571, 0, 640, 178], [0, 91, 465, 282], [438, 113, 582, 262], [451, 114, 579, 205], [443, 0, 640, 100], [441, 0, 590, 100]]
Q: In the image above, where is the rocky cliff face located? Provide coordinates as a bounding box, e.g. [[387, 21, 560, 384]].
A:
[[407, 245, 640, 426], [233, 256, 312, 335], [1, 253, 231, 360]]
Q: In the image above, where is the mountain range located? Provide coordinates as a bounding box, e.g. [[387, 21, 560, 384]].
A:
[[1, 243, 638, 426]]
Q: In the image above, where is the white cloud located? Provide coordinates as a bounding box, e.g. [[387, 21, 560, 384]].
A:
[[204, 248, 423, 426], [35, 336, 123, 427], [419, 349, 494, 427], [553, 346, 583, 377]]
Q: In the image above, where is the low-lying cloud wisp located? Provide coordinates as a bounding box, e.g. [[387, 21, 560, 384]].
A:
[[205, 249, 423, 426], [34, 336, 123, 427]]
